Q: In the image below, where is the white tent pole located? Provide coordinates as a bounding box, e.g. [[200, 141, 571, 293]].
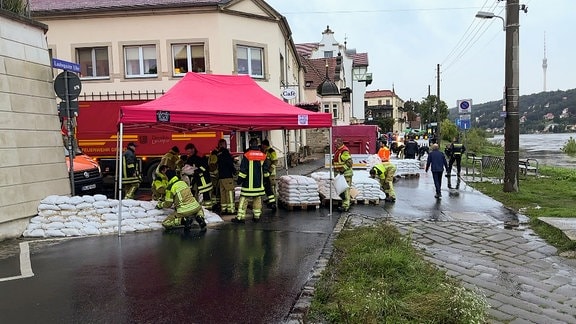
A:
[[114, 131, 121, 199], [329, 127, 333, 217], [117, 123, 124, 237]]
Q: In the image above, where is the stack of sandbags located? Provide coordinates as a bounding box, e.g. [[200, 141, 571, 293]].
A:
[[366, 154, 421, 176], [352, 170, 387, 200], [22, 194, 222, 238], [310, 171, 341, 201], [277, 175, 321, 205]]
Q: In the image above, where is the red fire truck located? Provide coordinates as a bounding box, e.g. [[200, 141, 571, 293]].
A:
[[75, 100, 226, 188], [332, 125, 380, 154]]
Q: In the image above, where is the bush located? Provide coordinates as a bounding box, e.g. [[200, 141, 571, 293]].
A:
[[561, 136, 576, 155]]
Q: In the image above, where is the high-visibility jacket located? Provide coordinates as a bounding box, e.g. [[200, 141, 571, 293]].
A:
[[371, 162, 396, 180], [378, 146, 391, 161], [451, 143, 465, 156], [159, 149, 180, 170], [159, 176, 201, 213], [122, 148, 140, 183], [333, 144, 353, 176], [237, 147, 266, 197], [263, 147, 278, 177], [152, 171, 168, 200], [185, 154, 213, 194]]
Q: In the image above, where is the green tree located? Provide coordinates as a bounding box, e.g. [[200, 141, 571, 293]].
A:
[[2, 0, 27, 15], [418, 95, 448, 127], [440, 119, 458, 142]]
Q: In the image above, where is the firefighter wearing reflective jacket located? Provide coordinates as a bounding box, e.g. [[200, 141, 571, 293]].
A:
[[157, 170, 206, 230], [370, 159, 397, 202], [447, 137, 466, 177], [152, 164, 169, 201], [261, 139, 278, 210], [122, 142, 141, 199], [333, 138, 353, 212], [184, 143, 214, 209], [232, 138, 266, 223]]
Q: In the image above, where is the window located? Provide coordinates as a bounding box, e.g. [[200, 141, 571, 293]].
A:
[[76, 47, 109, 79], [386, 99, 391, 105], [323, 51, 333, 58], [332, 103, 339, 119], [378, 99, 382, 105], [323, 103, 330, 114], [172, 43, 205, 76], [236, 45, 263, 78], [124, 45, 157, 78], [279, 53, 285, 86]]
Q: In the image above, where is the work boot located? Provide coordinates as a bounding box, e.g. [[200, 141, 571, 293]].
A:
[[252, 217, 260, 223], [182, 217, 192, 230], [195, 216, 207, 229], [231, 217, 245, 224]]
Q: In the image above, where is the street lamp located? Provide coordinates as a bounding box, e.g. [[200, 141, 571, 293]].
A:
[[351, 65, 368, 123], [476, 0, 521, 192]]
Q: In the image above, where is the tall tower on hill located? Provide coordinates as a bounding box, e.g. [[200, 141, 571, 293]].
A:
[[542, 32, 548, 92]]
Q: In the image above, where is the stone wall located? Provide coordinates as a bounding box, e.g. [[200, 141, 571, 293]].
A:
[[306, 128, 330, 153], [0, 11, 70, 240]]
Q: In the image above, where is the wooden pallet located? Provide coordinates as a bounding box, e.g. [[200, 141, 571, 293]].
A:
[[352, 198, 380, 205], [397, 173, 420, 179], [280, 201, 320, 211]]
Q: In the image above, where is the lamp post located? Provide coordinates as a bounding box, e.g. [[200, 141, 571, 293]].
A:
[[352, 66, 368, 124], [476, 0, 520, 192]]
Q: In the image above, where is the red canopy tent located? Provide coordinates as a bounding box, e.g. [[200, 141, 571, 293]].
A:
[[119, 72, 332, 132]]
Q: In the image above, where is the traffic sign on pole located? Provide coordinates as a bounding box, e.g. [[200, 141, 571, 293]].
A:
[[457, 99, 473, 114], [52, 58, 81, 73]]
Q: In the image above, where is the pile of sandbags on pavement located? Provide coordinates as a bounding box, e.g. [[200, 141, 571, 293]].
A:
[[277, 175, 321, 205]]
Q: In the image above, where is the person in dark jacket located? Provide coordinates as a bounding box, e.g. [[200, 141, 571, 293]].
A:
[[184, 143, 214, 209], [425, 144, 449, 198], [122, 142, 140, 199], [403, 136, 419, 159], [233, 138, 266, 223], [216, 139, 237, 215], [447, 137, 466, 177]]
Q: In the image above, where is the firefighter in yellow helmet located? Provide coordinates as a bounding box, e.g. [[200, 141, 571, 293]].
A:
[[333, 138, 353, 212], [122, 142, 141, 199], [261, 139, 278, 210], [369, 157, 397, 202], [157, 170, 207, 230]]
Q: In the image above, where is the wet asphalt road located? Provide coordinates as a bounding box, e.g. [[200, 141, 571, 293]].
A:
[[0, 209, 339, 323]]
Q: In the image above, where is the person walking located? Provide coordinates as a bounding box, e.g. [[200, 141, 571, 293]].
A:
[[333, 138, 353, 212], [122, 142, 141, 199], [157, 170, 206, 230], [369, 158, 397, 202], [216, 139, 237, 215], [447, 137, 466, 177], [425, 144, 449, 199], [261, 139, 278, 210], [233, 137, 266, 223]]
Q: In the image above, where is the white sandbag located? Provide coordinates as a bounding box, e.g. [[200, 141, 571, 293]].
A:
[[96, 208, 114, 214], [102, 220, 118, 228], [85, 221, 103, 229], [45, 229, 65, 237], [82, 227, 101, 235], [121, 199, 140, 207], [108, 200, 120, 207], [133, 223, 150, 231], [40, 195, 60, 204], [139, 217, 157, 224], [102, 213, 119, 221], [67, 216, 87, 223], [117, 226, 136, 233], [60, 211, 77, 217], [26, 223, 42, 230], [43, 222, 65, 230], [93, 201, 110, 209], [38, 210, 58, 217], [129, 206, 146, 214], [146, 209, 165, 217], [38, 204, 60, 211], [76, 202, 93, 210], [24, 229, 45, 237], [47, 215, 66, 223], [68, 196, 85, 205], [100, 227, 115, 235], [139, 201, 157, 210], [82, 195, 96, 203], [78, 210, 98, 217], [93, 194, 108, 201], [64, 221, 84, 229], [86, 215, 102, 222], [333, 174, 349, 195], [149, 223, 164, 230], [61, 228, 82, 236], [55, 196, 71, 205]]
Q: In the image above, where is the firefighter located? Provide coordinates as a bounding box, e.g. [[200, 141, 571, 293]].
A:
[[122, 142, 141, 199], [232, 138, 266, 223], [377, 142, 391, 162], [183, 143, 214, 209], [158, 146, 181, 171], [157, 170, 206, 230], [369, 158, 397, 202], [333, 138, 353, 212], [447, 137, 466, 177], [261, 139, 278, 210], [217, 139, 236, 215], [151, 164, 169, 201], [208, 146, 220, 208]]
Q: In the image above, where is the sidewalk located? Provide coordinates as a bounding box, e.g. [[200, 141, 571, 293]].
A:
[[286, 155, 576, 323]]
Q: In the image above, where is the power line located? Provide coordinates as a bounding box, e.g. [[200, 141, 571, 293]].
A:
[[279, 6, 490, 15]]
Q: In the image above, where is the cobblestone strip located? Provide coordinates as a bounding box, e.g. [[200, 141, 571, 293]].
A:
[[395, 220, 576, 324]]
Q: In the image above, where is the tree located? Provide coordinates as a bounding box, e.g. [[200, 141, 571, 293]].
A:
[[418, 95, 448, 126], [2, 0, 27, 15], [366, 117, 395, 133], [440, 119, 459, 142]]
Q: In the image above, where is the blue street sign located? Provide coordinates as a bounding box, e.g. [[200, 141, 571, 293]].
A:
[[52, 58, 81, 73], [460, 119, 471, 130]]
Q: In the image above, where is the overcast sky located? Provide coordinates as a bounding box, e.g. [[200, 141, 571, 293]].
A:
[[265, 0, 575, 108]]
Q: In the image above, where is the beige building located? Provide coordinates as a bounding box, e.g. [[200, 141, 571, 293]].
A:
[[0, 11, 70, 240], [30, 0, 308, 159], [364, 89, 406, 132]]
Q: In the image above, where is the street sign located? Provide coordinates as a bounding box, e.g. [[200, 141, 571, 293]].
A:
[[58, 101, 79, 117], [460, 119, 471, 130], [457, 99, 472, 114], [52, 58, 81, 73], [54, 71, 82, 100]]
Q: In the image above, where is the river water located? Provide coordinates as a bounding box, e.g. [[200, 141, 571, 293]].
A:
[[489, 133, 576, 168]]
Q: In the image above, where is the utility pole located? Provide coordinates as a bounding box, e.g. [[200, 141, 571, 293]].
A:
[[436, 63, 441, 144], [503, 0, 520, 192]]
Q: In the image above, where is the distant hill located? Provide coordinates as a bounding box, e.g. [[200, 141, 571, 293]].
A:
[[449, 89, 576, 133]]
